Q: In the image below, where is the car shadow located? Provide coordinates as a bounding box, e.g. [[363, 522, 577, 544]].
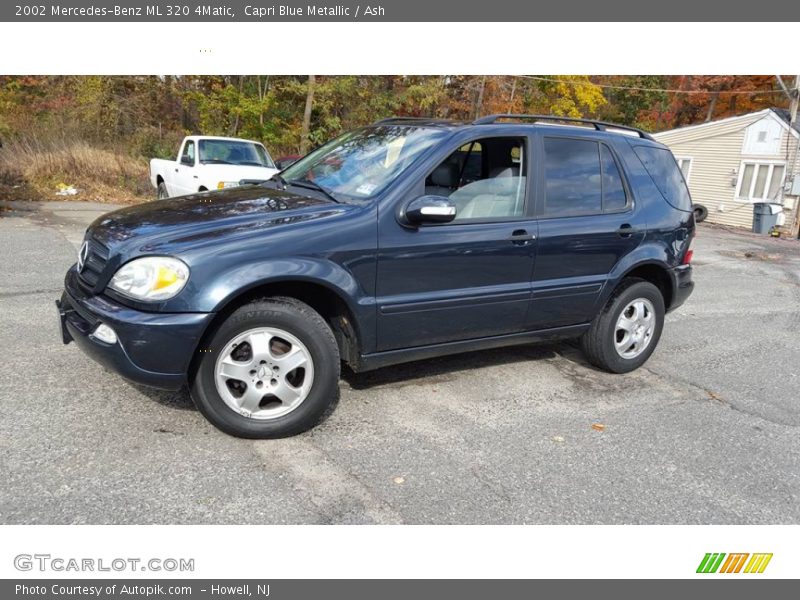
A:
[[130, 340, 595, 407], [343, 339, 589, 390], [130, 383, 196, 411]]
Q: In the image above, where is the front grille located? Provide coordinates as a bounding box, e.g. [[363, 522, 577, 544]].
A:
[[78, 238, 110, 289]]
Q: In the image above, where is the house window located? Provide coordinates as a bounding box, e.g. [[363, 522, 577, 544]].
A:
[[675, 157, 692, 183], [736, 162, 786, 201]]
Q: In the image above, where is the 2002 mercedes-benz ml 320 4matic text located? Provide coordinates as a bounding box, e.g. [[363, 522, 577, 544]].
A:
[[57, 115, 695, 438]]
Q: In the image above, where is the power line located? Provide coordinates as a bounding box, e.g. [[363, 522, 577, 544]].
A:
[[516, 75, 786, 95]]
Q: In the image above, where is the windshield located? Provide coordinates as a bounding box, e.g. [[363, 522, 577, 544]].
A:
[[198, 139, 276, 168], [281, 126, 449, 200]]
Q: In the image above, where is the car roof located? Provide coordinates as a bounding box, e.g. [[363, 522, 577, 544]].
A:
[[186, 135, 264, 144], [372, 114, 658, 143]]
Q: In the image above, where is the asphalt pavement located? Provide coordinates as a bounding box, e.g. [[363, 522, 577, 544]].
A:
[[1, 200, 798, 524]]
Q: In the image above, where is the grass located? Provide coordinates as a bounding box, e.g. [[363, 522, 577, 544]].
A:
[[0, 137, 152, 203]]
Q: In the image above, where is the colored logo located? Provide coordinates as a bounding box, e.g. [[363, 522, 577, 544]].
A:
[[696, 553, 773, 574]]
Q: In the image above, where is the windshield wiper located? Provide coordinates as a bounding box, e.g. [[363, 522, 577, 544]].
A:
[[270, 173, 288, 189], [200, 159, 234, 165], [288, 179, 339, 203]]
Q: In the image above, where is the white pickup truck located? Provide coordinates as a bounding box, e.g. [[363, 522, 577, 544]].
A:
[[150, 136, 279, 199]]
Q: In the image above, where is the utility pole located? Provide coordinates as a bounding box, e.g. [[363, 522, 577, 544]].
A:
[[790, 74, 800, 125]]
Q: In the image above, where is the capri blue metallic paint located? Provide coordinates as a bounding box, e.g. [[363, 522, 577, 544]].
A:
[[58, 120, 694, 389]]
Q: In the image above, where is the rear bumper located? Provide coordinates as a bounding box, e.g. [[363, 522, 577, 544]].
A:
[[58, 267, 214, 390], [667, 264, 694, 312]]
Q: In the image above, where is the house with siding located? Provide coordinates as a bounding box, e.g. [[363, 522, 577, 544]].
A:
[[654, 109, 800, 236]]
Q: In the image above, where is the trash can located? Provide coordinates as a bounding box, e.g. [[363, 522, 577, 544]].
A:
[[752, 203, 782, 234]]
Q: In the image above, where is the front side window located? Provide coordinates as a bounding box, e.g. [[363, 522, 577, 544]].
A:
[[181, 141, 195, 164], [736, 162, 785, 201], [198, 140, 276, 168], [281, 125, 448, 200], [424, 137, 527, 222]]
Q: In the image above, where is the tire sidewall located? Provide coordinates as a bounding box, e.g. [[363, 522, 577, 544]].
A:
[[598, 281, 665, 373], [191, 301, 340, 438]]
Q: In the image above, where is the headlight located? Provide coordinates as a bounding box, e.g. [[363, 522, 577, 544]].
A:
[[217, 181, 239, 189], [108, 256, 189, 301]]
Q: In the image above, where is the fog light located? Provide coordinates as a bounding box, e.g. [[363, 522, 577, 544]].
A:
[[92, 323, 117, 344]]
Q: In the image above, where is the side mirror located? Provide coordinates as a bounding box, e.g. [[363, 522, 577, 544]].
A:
[[180, 155, 194, 167], [404, 195, 457, 225]]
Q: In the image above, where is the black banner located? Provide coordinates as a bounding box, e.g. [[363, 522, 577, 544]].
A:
[[4, 0, 800, 22], [3, 580, 799, 599]]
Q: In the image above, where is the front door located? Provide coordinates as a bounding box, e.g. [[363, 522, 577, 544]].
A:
[[376, 135, 538, 351]]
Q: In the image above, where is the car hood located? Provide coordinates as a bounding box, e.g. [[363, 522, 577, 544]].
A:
[[88, 184, 345, 253]]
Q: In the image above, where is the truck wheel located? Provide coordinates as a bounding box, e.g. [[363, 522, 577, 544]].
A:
[[581, 278, 665, 374], [190, 297, 340, 438], [157, 182, 169, 199]]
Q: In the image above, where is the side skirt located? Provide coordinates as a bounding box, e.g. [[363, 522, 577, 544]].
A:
[[353, 323, 590, 372]]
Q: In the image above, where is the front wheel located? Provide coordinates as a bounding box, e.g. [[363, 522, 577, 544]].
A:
[[190, 297, 340, 438], [157, 182, 169, 200], [581, 279, 665, 373]]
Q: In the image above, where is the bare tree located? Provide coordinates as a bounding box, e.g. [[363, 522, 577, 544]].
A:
[[300, 75, 316, 154]]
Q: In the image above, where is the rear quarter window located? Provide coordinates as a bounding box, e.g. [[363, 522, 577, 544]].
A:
[[632, 145, 693, 212]]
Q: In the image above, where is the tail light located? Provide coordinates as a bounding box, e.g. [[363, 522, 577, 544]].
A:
[[682, 249, 694, 265]]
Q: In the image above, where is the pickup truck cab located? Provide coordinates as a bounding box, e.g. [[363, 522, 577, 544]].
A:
[[150, 135, 279, 198], [59, 115, 695, 438]]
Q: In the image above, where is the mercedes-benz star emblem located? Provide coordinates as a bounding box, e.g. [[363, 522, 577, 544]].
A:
[[77, 241, 89, 273]]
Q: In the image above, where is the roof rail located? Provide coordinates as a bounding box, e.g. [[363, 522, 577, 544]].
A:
[[473, 114, 654, 140], [372, 116, 461, 126]]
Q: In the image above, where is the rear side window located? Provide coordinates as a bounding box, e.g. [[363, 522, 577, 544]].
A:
[[600, 145, 628, 211], [543, 138, 602, 217], [633, 145, 692, 211], [543, 138, 629, 217]]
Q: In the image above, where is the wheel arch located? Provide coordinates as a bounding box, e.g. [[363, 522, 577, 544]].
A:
[[191, 276, 364, 377], [617, 261, 674, 310]]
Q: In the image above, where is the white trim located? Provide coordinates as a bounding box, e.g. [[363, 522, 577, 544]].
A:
[[734, 160, 787, 203], [653, 109, 771, 138], [674, 156, 694, 183], [654, 109, 799, 141]]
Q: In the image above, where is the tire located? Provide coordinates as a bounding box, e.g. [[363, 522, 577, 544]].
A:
[[693, 203, 708, 223], [157, 182, 169, 200], [581, 278, 665, 374], [190, 297, 340, 438]]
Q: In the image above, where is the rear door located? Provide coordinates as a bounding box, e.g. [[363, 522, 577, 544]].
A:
[[376, 134, 538, 351], [526, 133, 645, 330]]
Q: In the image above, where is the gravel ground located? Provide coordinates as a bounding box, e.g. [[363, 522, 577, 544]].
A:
[[0, 200, 798, 524]]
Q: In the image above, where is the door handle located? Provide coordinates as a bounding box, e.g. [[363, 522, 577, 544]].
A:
[[510, 229, 536, 245], [616, 224, 638, 237]]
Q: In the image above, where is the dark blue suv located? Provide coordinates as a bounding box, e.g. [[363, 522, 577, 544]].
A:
[[57, 115, 695, 438]]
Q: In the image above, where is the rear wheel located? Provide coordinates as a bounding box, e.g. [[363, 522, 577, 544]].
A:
[[191, 297, 340, 438], [581, 279, 665, 373], [157, 182, 169, 199]]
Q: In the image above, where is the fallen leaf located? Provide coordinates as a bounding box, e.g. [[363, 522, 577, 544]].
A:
[[552, 436, 565, 443], [591, 423, 605, 432], [393, 476, 405, 485]]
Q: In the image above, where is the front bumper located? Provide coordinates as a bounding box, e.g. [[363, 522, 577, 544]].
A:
[[58, 267, 214, 390], [667, 264, 694, 312]]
